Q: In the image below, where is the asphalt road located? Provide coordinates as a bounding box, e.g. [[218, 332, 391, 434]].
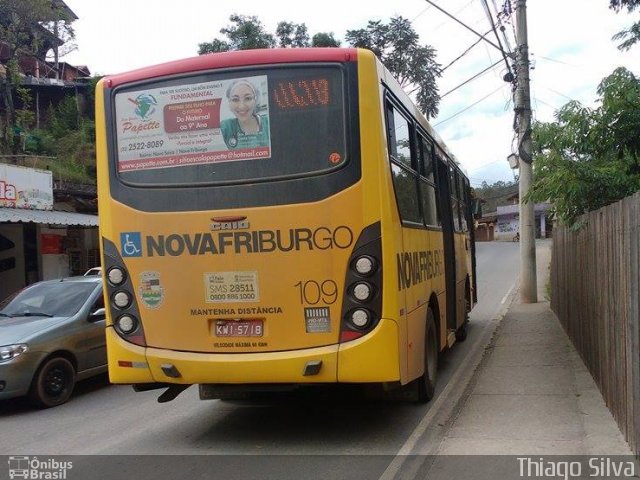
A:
[[0, 241, 522, 469]]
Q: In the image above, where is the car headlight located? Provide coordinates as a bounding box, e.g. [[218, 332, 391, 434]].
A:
[[0, 344, 28, 362]]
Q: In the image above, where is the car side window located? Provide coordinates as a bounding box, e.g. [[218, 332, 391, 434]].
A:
[[91, 292, 105, 311]]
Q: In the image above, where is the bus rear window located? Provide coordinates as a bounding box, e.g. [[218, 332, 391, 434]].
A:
[[112, 66, 347, 185]]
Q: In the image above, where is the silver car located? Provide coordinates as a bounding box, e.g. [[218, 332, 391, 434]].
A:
[[0, 276, 106, 408]]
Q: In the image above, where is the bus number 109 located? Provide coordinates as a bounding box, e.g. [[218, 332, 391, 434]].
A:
[[294, 280, 337, 305]]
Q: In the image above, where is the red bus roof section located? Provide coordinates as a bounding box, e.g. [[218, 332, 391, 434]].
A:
[[104, 48, 359, 88]]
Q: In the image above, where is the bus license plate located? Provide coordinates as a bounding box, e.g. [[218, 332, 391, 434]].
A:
[[214, 319, 263, 337]]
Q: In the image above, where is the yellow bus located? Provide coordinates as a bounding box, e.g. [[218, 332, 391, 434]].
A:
[[96, 48, 477, 403]]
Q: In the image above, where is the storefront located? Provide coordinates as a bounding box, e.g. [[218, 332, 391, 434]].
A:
[[495, 202, 552, 241], [0, 164, 99, 301]]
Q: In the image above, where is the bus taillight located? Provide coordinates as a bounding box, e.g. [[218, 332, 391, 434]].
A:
[[102, 238, 147, 346], [340, 224, 382, 342]]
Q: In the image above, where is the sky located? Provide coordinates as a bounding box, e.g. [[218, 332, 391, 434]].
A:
[[61, 0, 640, 186]]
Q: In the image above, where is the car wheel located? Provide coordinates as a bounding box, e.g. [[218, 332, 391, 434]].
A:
[[29, 357, 76, 408], [417, 308, 438, 403]]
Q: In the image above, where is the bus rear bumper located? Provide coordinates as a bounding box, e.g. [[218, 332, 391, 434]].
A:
[[106, 319, 401, 386], [147, 344, 341, 384]]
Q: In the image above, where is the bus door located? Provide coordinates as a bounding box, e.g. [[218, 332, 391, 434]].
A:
[[435, 154, 457, 340]]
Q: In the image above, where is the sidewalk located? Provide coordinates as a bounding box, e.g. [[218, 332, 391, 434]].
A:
[[434, 240, 632, 455]]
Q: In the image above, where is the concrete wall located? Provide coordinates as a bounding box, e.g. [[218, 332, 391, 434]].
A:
[[496, 214, 519, 241]]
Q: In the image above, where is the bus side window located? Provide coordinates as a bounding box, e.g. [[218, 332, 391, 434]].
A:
[[449, 166, 462, 232], [418, 134, 439, 227], [386, 100, 421, 225], [459, 175, 469, 232]]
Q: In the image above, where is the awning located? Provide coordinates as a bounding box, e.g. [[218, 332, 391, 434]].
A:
[[0, 207, 98, 226]]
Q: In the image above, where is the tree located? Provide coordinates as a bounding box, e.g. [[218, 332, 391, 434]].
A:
[[275, 21, 310, 48], [199, 14, 276, 54], [311, 32, 340, 48], [474, 180, 519, 213], [274, 22, 340, 48], [529, 67, 640, 225], [345, 16, 441, 118], [609, 0, 640, 50], [197, 14, 441, 117], [199, 14, 340, 54], [0, 0, 75, 153]]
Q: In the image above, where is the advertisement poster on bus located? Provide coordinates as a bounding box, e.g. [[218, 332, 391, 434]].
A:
[[114, 75, 271, 172]]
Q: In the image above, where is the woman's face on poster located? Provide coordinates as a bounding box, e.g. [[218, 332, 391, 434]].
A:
[[229, 83, 257, 121]]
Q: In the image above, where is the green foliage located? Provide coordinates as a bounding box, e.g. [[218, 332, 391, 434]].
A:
[[43, 155, 92, 183], [610, 0, 640, 10], [196, 15, 441, 116], [345, 17, 441, 118], [198, 39, 230, 55], [18, 89, 97, 184], [44, 94, 95, 171], [529, 67, 640, 225], [198, 14, 341, 55], [474, 180, 519, 213], [609, 0, 640, 50], [199, 15, 275, 54], [48, 96, 79, 138], [0, 0, 75, 152], [275, 21, 310, 48], [311, 32, 340, 48]]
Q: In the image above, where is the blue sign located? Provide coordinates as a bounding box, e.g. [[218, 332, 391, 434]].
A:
[[120, 232, 142, 257]]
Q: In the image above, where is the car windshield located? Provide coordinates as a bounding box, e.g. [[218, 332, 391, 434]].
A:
[[0, 282, 98, 318]]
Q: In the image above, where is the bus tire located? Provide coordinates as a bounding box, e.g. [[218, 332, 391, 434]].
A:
[[29, 356, 76, 408], [417, 308, 438, 403], [456, 280, 471, 343], [455, 322, 468, 342]]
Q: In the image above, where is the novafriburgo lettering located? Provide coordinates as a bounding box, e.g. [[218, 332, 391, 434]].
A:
[[139, 225, 354, 257]]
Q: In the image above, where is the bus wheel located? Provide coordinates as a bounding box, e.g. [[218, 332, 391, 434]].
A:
[[29, 357, 76, 408], [456, 283, 471, 343], [417, 308, 438, 403]]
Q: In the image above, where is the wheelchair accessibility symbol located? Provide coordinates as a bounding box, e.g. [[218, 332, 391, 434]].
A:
[[120, 232, 142, 257]]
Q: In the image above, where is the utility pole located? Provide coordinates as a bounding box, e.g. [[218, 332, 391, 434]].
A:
[[515, 0, 537, 303]]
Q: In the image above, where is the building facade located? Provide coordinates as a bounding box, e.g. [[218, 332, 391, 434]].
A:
[[495, 202, 552, 241], [0, 164, 98, 301]]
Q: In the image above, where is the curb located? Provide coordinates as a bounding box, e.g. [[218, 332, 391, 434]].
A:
[[377, 281, 521, 479]]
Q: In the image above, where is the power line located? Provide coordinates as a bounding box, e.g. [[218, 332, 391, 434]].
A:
[[491, 0, 515, 54], [433, 85, 506, 127], [422, 0, 505, 54], [532, 96, 557, 109], [440, 31, 492, 73], [538, 55, 578, 67], [480, 0, 514, 80], [469, 158, 507, 172], [542, 85, 575, 102], [431, 0, 478, 31], [411, 4, 434, 22], [441, 59, 503, 98]]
